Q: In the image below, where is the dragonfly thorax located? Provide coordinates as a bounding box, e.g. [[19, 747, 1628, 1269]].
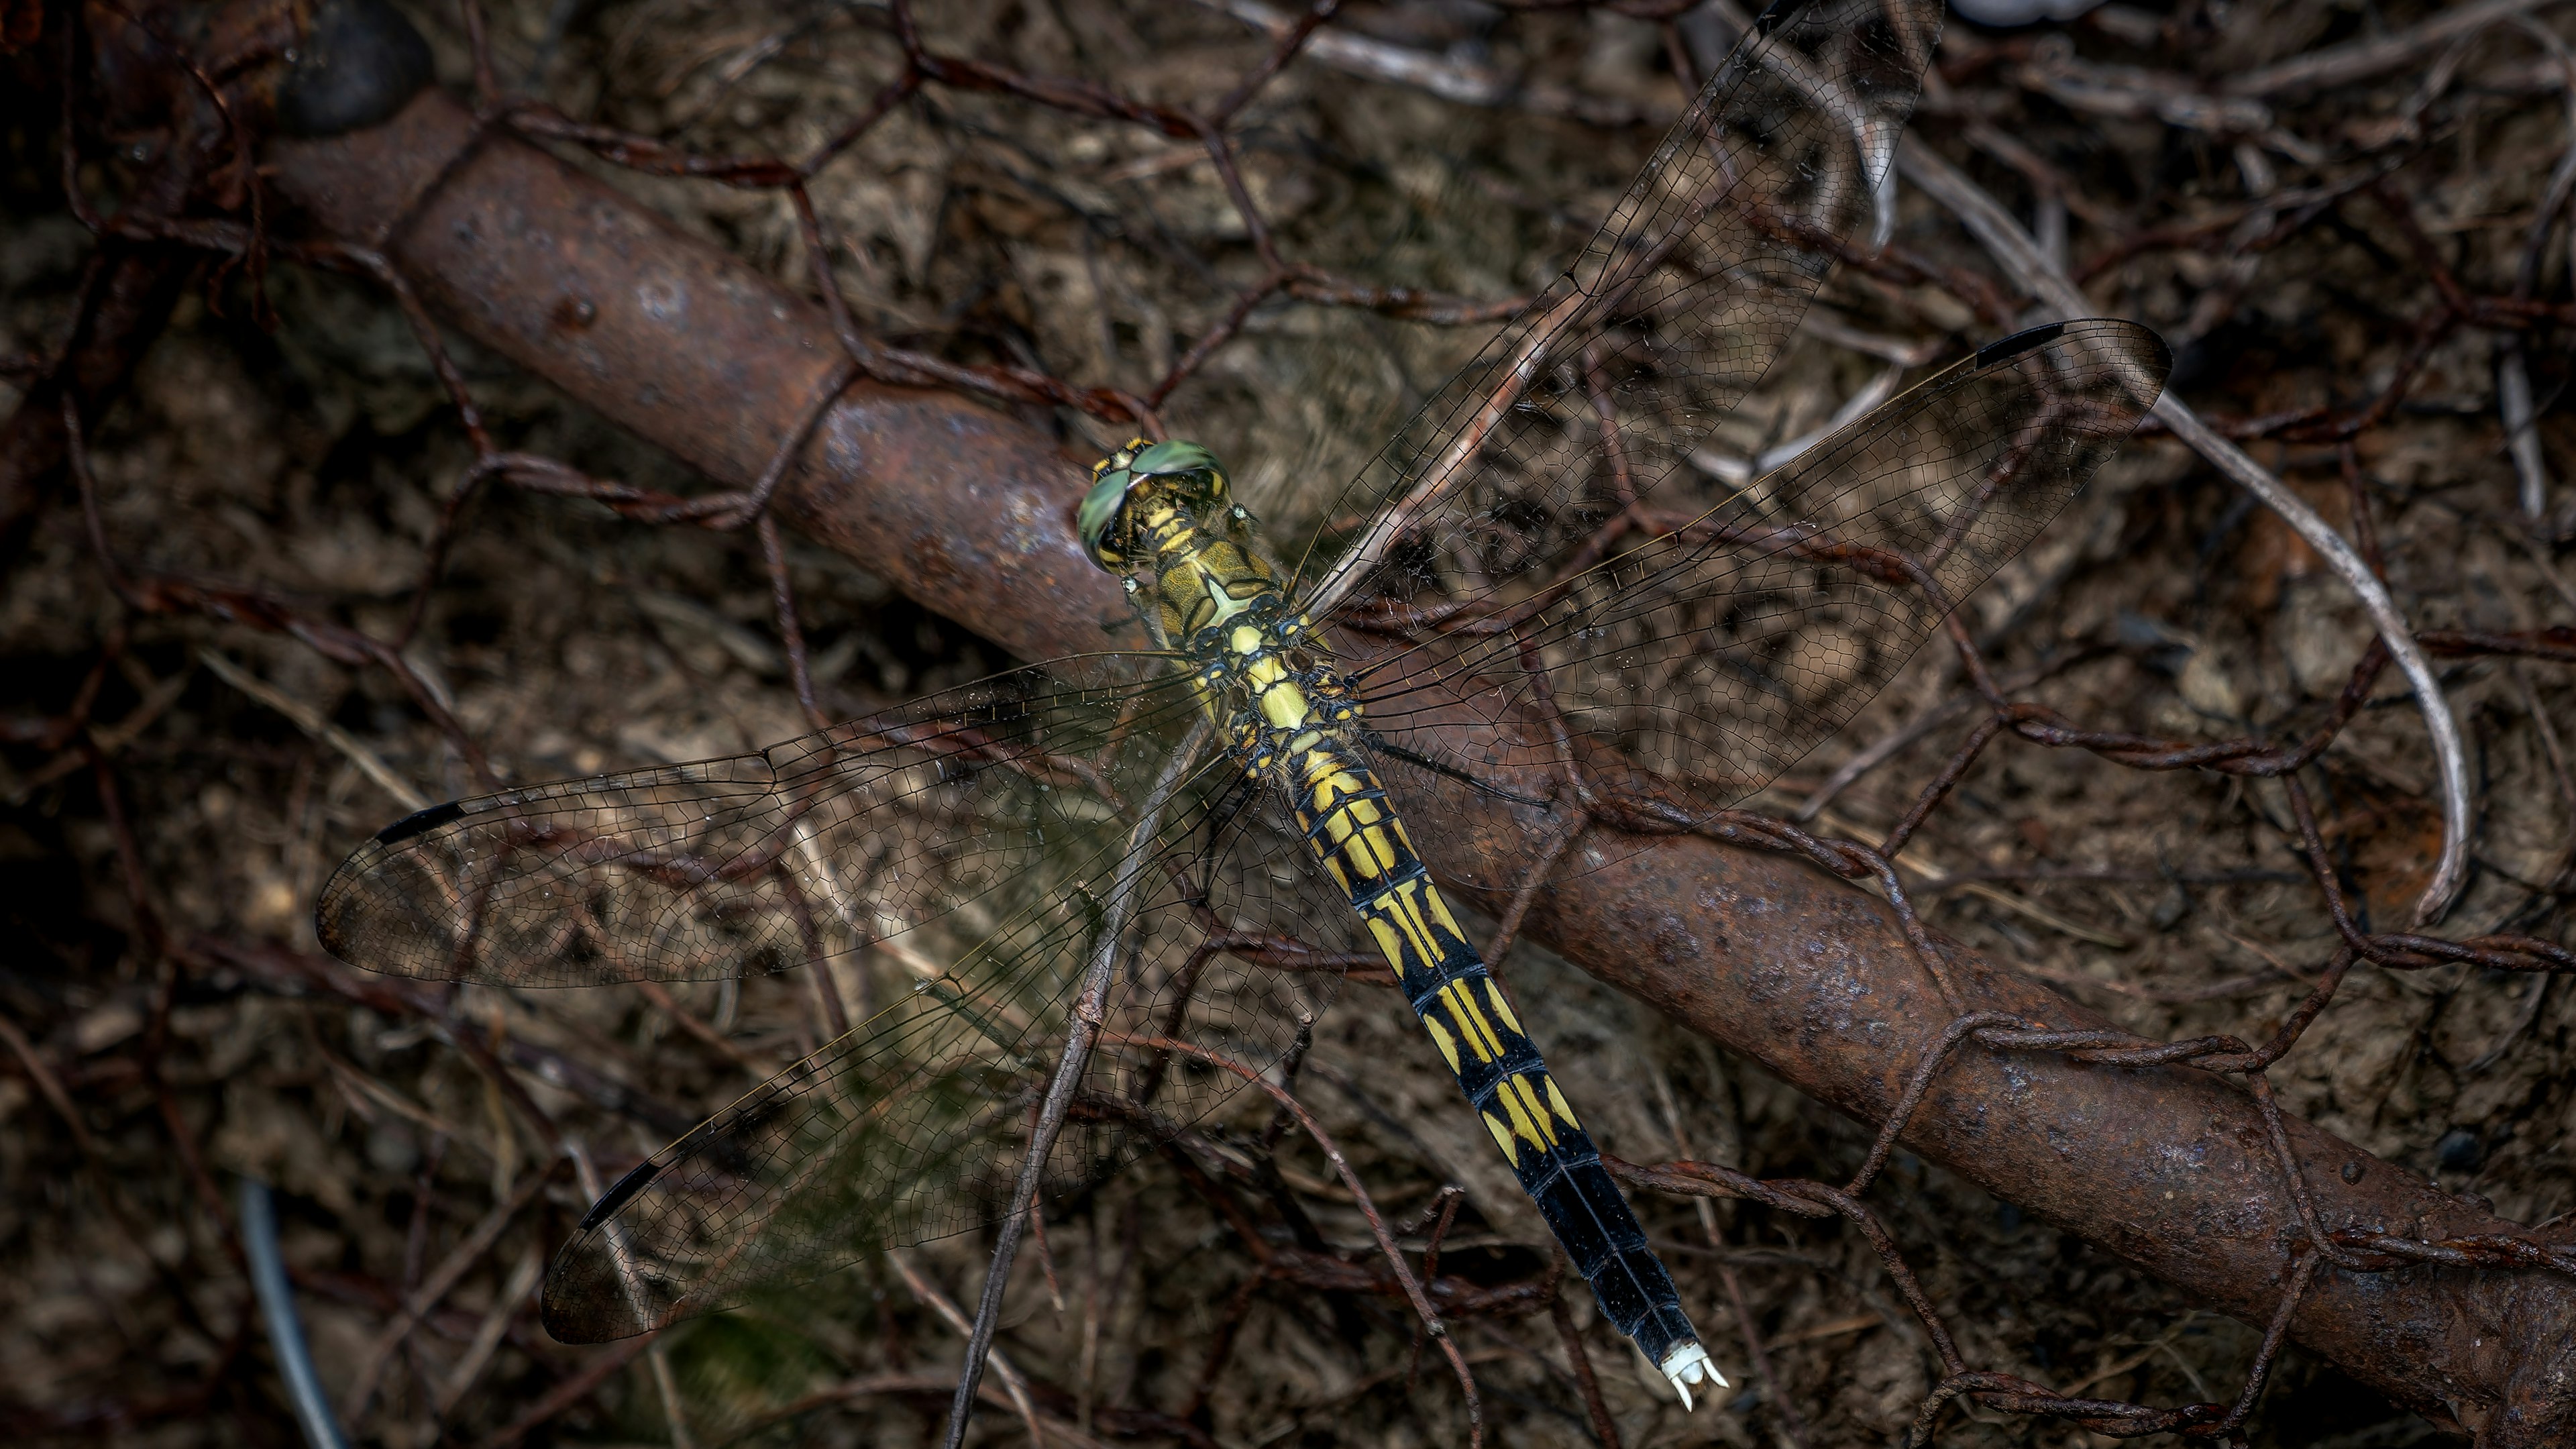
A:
[[1083, 439, 1361, 780]]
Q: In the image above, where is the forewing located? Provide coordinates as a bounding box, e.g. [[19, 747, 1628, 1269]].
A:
[[538, 752, 1373, 1342], [314, 657, 1193, 988], [1281, 0, 1944, 612], [1356, 321, 2172, 835]]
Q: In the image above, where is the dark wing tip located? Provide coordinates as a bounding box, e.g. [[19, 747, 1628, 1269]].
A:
[[580, 1157, 666, 1231], [1974, 321, 2067, 366], [542, 1195, 685, 1344], [539, 1267, 630, 1344], [1974, 317, 2174, 398], [312, 798, 467, 969], [539, 1159, 674, 1342], [373, 798, 466, 845], [537, 1303, 596, 1344]]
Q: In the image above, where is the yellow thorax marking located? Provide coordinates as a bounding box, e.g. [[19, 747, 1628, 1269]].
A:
[[1198, 570, 1255, 629], [1251, 663, 1311, 729], [1140, 498, 1271, 634]]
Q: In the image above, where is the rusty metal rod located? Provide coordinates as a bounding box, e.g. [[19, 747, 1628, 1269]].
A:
[[258, 83, 2572, 1445], [265, 89, 1127, 664]]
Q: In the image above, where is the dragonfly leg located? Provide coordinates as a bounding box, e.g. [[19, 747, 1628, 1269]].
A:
[[1364, 733, 1551, 810]]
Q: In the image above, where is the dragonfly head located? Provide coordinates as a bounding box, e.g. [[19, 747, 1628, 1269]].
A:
[[1081, 437, 1233, 569]]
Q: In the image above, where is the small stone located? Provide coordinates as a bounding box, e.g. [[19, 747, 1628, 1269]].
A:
[[2341, 1160, 2364, 1184], [366, 1122, 419, 1175]]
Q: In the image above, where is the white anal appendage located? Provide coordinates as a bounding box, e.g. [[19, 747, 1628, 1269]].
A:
[[1660, 1340, 1725, 1412]]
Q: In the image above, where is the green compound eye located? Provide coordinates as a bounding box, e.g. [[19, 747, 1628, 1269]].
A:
[[1126, 439, 1222, 479], [1078, 464, 1134, 566], [1081, 440, 1236, 568]]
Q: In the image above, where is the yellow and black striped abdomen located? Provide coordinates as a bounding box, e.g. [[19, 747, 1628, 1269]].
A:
[[1089, 455, 1711, 1399], [1285, 733, 1703, 1377]]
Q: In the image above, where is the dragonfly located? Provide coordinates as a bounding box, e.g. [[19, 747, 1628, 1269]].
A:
[[315, 0, 2168, 1411]]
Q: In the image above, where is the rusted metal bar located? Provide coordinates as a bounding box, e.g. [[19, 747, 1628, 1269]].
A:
[[264, 87, 1131, 664], [250, 56, 2572, 1449], [1389, 655, 2576, 1445]]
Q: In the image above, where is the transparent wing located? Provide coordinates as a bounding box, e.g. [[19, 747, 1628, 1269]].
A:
[[1349, 320, 2171, 857], [1274, 0, 1944, 612], [535, 754, 1381, 1342], [312, 652, 1387, 1342], [315, 656, 1193, 989]]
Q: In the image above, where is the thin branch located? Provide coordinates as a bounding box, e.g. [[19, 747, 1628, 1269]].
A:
[[939, 721, 1213, 1449], [1896, 136, 2473, 925]]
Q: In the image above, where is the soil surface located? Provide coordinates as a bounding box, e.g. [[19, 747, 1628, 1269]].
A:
[[4, 1, 2573, 1446]]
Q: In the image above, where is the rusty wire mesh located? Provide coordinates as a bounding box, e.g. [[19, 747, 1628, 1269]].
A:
[[5, 0, 2576, 1445]]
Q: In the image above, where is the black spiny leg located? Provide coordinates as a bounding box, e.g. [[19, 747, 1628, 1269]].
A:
[[1188, 769, 1269, 905], [1364, 733, 1550, 810]]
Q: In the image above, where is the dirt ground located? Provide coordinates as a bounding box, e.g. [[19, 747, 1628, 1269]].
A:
[[4, 0, 2575, 1446]]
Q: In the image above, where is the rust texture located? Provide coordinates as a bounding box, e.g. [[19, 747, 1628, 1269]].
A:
[[253, 66, 2575, 1443], [266, 87, 1131, 663], [1398, 657, 2576, 1441]]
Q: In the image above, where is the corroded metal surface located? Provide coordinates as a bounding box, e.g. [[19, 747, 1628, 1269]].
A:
[[265, 87, 1132, 662], [1350, 642, 2576, 1442], [258, 76, 2573, 1445]]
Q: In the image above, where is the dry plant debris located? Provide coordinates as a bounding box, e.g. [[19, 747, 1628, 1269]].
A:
[[5, 0, 2576, 1446]]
